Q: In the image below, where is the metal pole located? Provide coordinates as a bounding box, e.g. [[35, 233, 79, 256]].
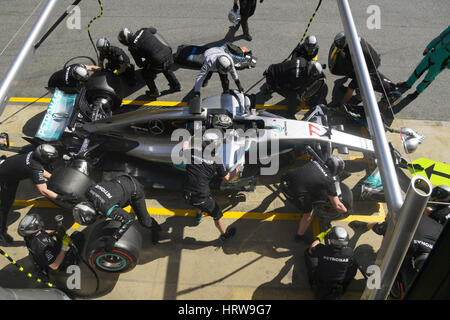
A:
[[0, 0, 61, 117], [336, 0, 434, 300], [363, 176, 432, 299], [336, 0, 403, 213]]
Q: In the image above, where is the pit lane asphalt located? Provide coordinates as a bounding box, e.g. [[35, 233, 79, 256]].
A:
[[0, 0, 449, 300]]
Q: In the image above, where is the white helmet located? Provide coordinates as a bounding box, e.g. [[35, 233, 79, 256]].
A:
[[307, 61, 323, 79], [96, 37, 110, 52], [217, 55, 232, 74], [71, 64, 89, 81], [118, 28, 133, 45], [228, 9, 241, 26]]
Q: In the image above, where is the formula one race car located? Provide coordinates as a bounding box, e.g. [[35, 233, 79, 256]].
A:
[[22, 70, 423, 274]]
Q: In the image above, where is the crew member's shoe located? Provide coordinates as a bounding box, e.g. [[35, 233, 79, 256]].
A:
[[146, 90, 161, 97], [372, 222, 387, 236], [0, 232, 13, 244], [195, 212, 204, 225], [349, 221, 368, 232], [407, 91, 420, 101], [244, 33, 253, 41], [396, 82, 411, 94], [219, 227, 236, 243], [169, 85, 182, 92]]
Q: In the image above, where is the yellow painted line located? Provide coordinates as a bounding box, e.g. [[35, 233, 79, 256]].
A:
[[12, 199, 386, 223], [340, 202, 386, 223], [8, 97, 310, 111], [9, 97, 51, 103]]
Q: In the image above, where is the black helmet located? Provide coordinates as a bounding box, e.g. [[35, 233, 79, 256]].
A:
[[334, 32, 346, 49], [430, 185, 450, 202], [33, 144, 58, 164], [18, 213, 44, 237], [325, 155, 345, 176], [307, 61, 323, 79], [96, 37, 110, 52], [73, 202, 97, 225], [217, 55, 232, 74], [325, 226, 349, 248], [118, 28, 133, 46], [303, 35, 318, 55], [71, 64, 89, 81]]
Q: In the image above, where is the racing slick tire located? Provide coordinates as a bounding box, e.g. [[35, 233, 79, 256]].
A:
[[85, 220, 142, 273], [312, 183, 353, 221]]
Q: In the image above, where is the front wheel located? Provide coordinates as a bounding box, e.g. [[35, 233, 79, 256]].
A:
[[85, 220, 142, 273], [89, 249, 137, 273]]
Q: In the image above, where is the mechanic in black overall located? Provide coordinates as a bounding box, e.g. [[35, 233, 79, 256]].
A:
[[72, 174, 161, 248], [305, 226, 358, 299], [182, 138, 239, 242], [232, 0, 264, 41], [292, 35, 320, 62], [118, 27, 181, 97], [280, 156, 347, 242], [329, 32, 400, 106], [264, 58, 323, 117], [18, 213, 76, 278], [0, 144, 72, 244], [96, 37, 137, 87], [47, 63, 100, 93]]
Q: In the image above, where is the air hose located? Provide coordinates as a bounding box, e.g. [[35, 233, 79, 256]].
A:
[[54, 216, 101, 298], [87, 0, 104, 62], [245, 0, 323, 94], [0, 248, 55, 288]]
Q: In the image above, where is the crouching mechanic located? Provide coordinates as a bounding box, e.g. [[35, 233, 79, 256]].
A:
[[280, 156, 347, 242], [182, 138, 239, 242], [47, 63, 100, 93], [96, 37, 137, 87], [73, 174, 161, 249], [18, 213, 76, 277], [0, 144, 75, 244], [304, 226, 358, 299], [191, 47, 244, 109]]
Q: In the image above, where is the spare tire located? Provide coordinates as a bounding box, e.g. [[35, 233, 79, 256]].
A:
[[47, 166, 94, 209], [86, 220, 142, 273]]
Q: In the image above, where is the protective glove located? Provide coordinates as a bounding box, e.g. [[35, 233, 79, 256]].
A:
[[233, 3, 239, 12], [100, 236, 116, 252], [316, 228, 331, 242], [56, 193, 78, 203], [61, 235, 72, 251], [235, 80, 244, 92]]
